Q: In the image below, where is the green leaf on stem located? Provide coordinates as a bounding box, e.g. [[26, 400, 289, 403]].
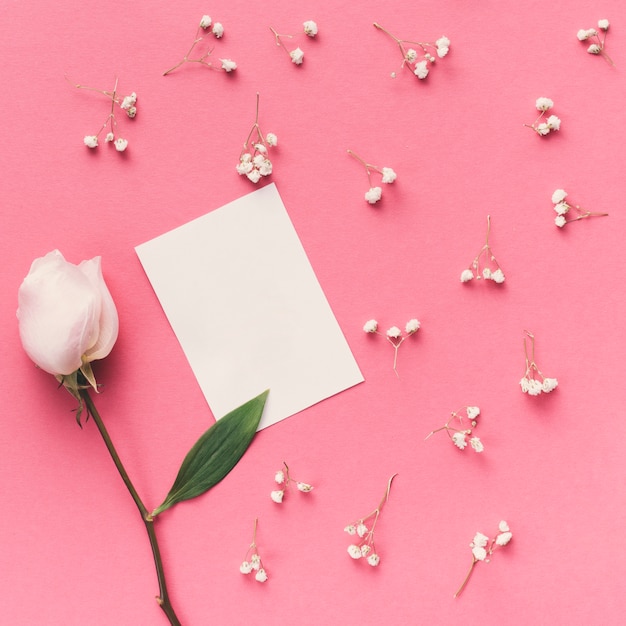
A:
[[151, 389, 269, 517]]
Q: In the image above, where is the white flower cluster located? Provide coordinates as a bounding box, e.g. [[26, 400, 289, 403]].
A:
[[520, 330, 558, 396], [551, 189, 608, 228], [374, 23, 450, 80], [270, 462, 313, 504], [460, 216, 505, 285], [363, 318, 420, 376], [469, 521, 513, 562], [270, 20, 319, 65], [239, 519, 268, 583], [237, 94, 277, 183], [577, 20, 613, 65], [455, 521, 513, 597], [525, 97, 561, 136], [163, 15, 236, 76], [345, 474, 396, 568], [347, 150, 397, 204], [426, 406, 484, 453], [76, 78, 136, 153]]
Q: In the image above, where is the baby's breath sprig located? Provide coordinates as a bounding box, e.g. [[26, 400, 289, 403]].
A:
[[236, 93, 277, 184], [524, 97, 561, 136], [551, 189, 608, 228], [425, 406, 484, 453], [460, 215, 506, 284], [239, 518, 268, 583], [270, 462, 313, 503], [577, 20, 614, 65], [454, 521, 513, 598], [373, 22, 450, 80], [363, 318, 420, 377], [70, 76, 136, 152], [520, 330, 558, 395], [347, 150, 397, 204], [163, 15, 236, 76], [269, 20, 318, 65], [344, 474, 397, 568]]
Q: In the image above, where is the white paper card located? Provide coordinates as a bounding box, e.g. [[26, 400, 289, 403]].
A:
[[135, 184, 363, 429]]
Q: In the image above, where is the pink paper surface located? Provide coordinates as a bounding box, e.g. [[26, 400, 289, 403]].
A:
[[2, 1, 625, 624]]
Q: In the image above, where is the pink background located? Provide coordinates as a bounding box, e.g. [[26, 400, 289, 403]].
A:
[[2, 1, 625, 624]]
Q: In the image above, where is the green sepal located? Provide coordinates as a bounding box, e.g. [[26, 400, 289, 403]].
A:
[[151, 389, 269, 517]]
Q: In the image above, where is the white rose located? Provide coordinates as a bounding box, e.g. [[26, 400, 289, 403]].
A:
[[17, 250, 119, 376]]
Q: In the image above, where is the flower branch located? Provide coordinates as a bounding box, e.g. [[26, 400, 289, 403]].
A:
[[551, 189, 608, 228], [460, 215, 505, 284]]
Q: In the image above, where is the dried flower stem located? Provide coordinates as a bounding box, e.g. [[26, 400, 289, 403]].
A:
[[562, 204, 608, 225], [373, 22, 431, 56], [269, 26, 294, 57], [80, 389, 181, 625], [163, 26, 219, 75], [347, 149, 384, 187], [70, 76, 119, 139], [454, 556, 479, 598]]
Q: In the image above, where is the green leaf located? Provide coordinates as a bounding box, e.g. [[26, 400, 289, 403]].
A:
[[152, 389, 269, 517]]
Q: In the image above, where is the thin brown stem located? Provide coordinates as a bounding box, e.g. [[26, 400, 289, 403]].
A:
[[454, 557, 478, 598], [80, 390, 181, 626]]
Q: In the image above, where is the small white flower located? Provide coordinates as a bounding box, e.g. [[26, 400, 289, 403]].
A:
[[535, 97, 554, 112], [367, 553, 380, 567], [554, 202, 569, 215], [236, 160, 253, 175], [436, 36, 451, 48], [270, 489, 284, 503], [498, 521, 510, 532], [466, 406, 480, 420], [240, 561, 253, 574], [212, 22, 224, 38], [364, 186, 382, 204], [290, 47, 305, 65], [266, 132, 278, 147], [303, 20, 318, 37], [381, 167, 397, 184], [491, 268, 505, 284], [83, 135, 98, 148], [344, 525, 357, 535], [200, 15, 212, 29], [496, 532, 513, 546], [255, 568, 268, 582], [527, 379, 543, 396], [598, 19, 610, 31], [472, 532, 489, 548], [297, 482, 313, 492], [254, 143, 267, 154], [469, 436, 484, 453], [577, 29, 590, 41], [356, 523, 368, 538], [452, 432, 467, 450], [472, 545, 488, 561], [258, 159, 273, 177], [547, 115, 561, 131], [406, 48, 417, 62], [587, 44, 601, 55], [436, 45, 449, 58], [414, 60, 429, 79], [360, 545, 371, 557], [482, 267, 492, 280], [386, 326, 401, 339], [274, 470, 285, 484], [247, 169, 262, 184], [536, 123, 551, 136], [250, 554, 261, 570], [555, 215, 567, 228], [520, 378, 529, 393], [114, 138, 128, 152], [542, 377, 558, 392], [405, 318, 420, 333], [126, 106, 137, 118], [347, 544, 362, 559], [105, 132, 114, 142], [552, 189, 568, 204], [460, 269, 474, 283], [120, 93, 137, 109], [220, 59, 237, 72], [363, 319, 378, 333]]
